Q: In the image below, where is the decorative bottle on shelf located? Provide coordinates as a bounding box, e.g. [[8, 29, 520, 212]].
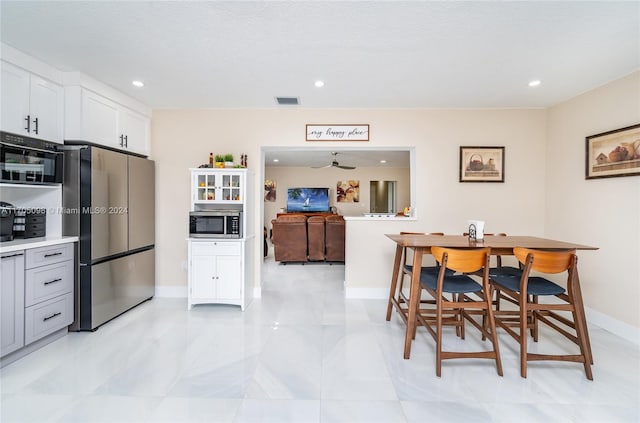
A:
[[209, 152, 214, 167]]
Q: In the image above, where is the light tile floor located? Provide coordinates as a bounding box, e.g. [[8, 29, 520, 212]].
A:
[[1, 252, 639, 422]]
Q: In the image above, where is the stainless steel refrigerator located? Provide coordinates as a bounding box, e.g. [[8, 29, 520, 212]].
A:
[[63, 145, 155, 331]]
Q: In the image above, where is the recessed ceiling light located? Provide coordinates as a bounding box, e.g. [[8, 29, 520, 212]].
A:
[[380, 160, 387, 164], [132, 80, 144, 88], [314, 80, 324, 88], [528, 80, 541, 87], [273, 159, 279, 162]]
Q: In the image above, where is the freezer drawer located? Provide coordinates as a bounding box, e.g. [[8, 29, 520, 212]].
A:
[[89, 248, 155, 329]]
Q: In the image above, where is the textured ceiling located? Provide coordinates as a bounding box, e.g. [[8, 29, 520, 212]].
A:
[[1, 1, 638, 110]]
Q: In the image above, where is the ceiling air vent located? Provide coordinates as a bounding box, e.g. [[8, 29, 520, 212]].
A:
[[275, 96, 299, 105]]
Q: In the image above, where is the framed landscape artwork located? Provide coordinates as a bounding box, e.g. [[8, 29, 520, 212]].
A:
[[459, 146, 505, 183], [585, 124, 640, 179]]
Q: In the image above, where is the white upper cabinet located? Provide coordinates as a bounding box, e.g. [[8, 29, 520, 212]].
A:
[[81, 89, 119, 147], [66, 85, 150, 156], [118, 106, 149, 155], [1, 61, 64, 143]]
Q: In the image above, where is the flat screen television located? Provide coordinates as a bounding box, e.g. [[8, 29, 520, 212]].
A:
[[287, 188, 330, 212]]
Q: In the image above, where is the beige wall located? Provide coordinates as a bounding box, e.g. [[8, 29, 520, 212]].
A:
[[151, 88, 639, 335], [546, 71, 640, 330], [151, 108, 546, 297]]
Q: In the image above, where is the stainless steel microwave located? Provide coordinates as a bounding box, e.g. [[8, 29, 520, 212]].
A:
[[1, 131, 63, 185], [189, 210, 242, 238]]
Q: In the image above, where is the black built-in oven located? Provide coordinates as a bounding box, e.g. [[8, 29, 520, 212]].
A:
[[0, 131, 63, 185]]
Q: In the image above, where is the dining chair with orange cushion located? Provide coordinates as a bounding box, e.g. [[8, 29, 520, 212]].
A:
[[418, 247, 503, 377], [489, 247, 593, 380]]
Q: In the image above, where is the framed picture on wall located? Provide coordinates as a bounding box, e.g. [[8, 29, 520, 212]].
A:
[[459, 146, 505, 183], [264, 180, 276, 202], [585, 124, 640, 179]]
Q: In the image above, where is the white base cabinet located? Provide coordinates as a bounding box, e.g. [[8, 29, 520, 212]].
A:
[[1, 252, 25, 357], [0, 242, 74, 360], [188, 239, 253, 310]]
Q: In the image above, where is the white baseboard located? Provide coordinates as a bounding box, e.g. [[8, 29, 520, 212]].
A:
[[154, 285, 187, 298], [155, 285, 263, 299], [345, 287, 389, 299], [585, 306, 640, 346]]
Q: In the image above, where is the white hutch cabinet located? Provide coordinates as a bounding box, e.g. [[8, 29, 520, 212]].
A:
[[187, 168, 254, 310]]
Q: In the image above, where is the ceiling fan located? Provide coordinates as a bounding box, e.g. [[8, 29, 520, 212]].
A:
[[312, 152, 356, 170]]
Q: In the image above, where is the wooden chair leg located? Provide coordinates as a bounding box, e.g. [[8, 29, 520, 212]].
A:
[[530, 295, 539, 341], [486, 297, 503, 376], [520, 302, 528, 378], [571, 306, 594, 380], [436, 299, 443, 377]]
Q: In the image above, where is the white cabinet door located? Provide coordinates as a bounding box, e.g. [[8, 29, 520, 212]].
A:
[[29, 75, 64, 143], [119, 107, 149, 155], [216, 254, 242, 299], [188, 241, 242, 307], [1, 62, 31, 137], [191, 254, 216, 300], [82, 90, 119, 148], [0, 61, 63, 143], [1, 252, 25, 358]]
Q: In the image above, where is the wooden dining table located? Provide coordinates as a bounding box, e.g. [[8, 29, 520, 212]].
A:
[[385, 234, 598, 359]]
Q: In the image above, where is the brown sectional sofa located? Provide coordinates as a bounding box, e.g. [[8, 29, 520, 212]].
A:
[[271, 214, 345, 263]]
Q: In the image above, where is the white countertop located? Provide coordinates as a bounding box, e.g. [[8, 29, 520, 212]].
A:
[[0, 236, 79, 254], [343, 214, 416, 221]]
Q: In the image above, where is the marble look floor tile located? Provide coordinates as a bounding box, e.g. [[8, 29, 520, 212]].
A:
[[148, 397, 242, 422], [246, 325, 323, 399], [0, 256, 638, 423], [0, 393, 78, 423], [321, 325, 398, 400], [56, 394, 162, 422], [233, 399, 320, 422], [401, 400, 492, 423], [320, 400, 407, 422]]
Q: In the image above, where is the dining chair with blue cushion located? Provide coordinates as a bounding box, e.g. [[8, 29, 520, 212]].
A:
[[490, 247, 593, 380], [417, 247, 503, 377]]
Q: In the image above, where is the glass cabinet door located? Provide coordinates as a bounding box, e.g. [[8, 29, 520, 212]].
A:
[[220, 174, 241, 202], [195, 173, 216, 201], [194, 171, 242, 203]]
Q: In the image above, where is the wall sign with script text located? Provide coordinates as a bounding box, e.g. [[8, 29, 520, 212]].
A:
[[306, 124, 370, 141]]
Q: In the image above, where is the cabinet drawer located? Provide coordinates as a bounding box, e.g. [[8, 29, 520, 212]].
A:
[[26, 215, 46, 225], [25, 243, 74, 269], [25, 260, 73, 307], [24, 292, 73, 345], [191, 241, 241, 256]]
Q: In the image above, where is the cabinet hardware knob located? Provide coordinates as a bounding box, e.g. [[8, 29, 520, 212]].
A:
[[44, 252, 63, 258], [33, 117, 39, 134], [25, 115, 31, 132], [124, 135, 128, 148], [44, 278, 63, 285], [43, 312, 61, 322], [119, 134, 124, 147]]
